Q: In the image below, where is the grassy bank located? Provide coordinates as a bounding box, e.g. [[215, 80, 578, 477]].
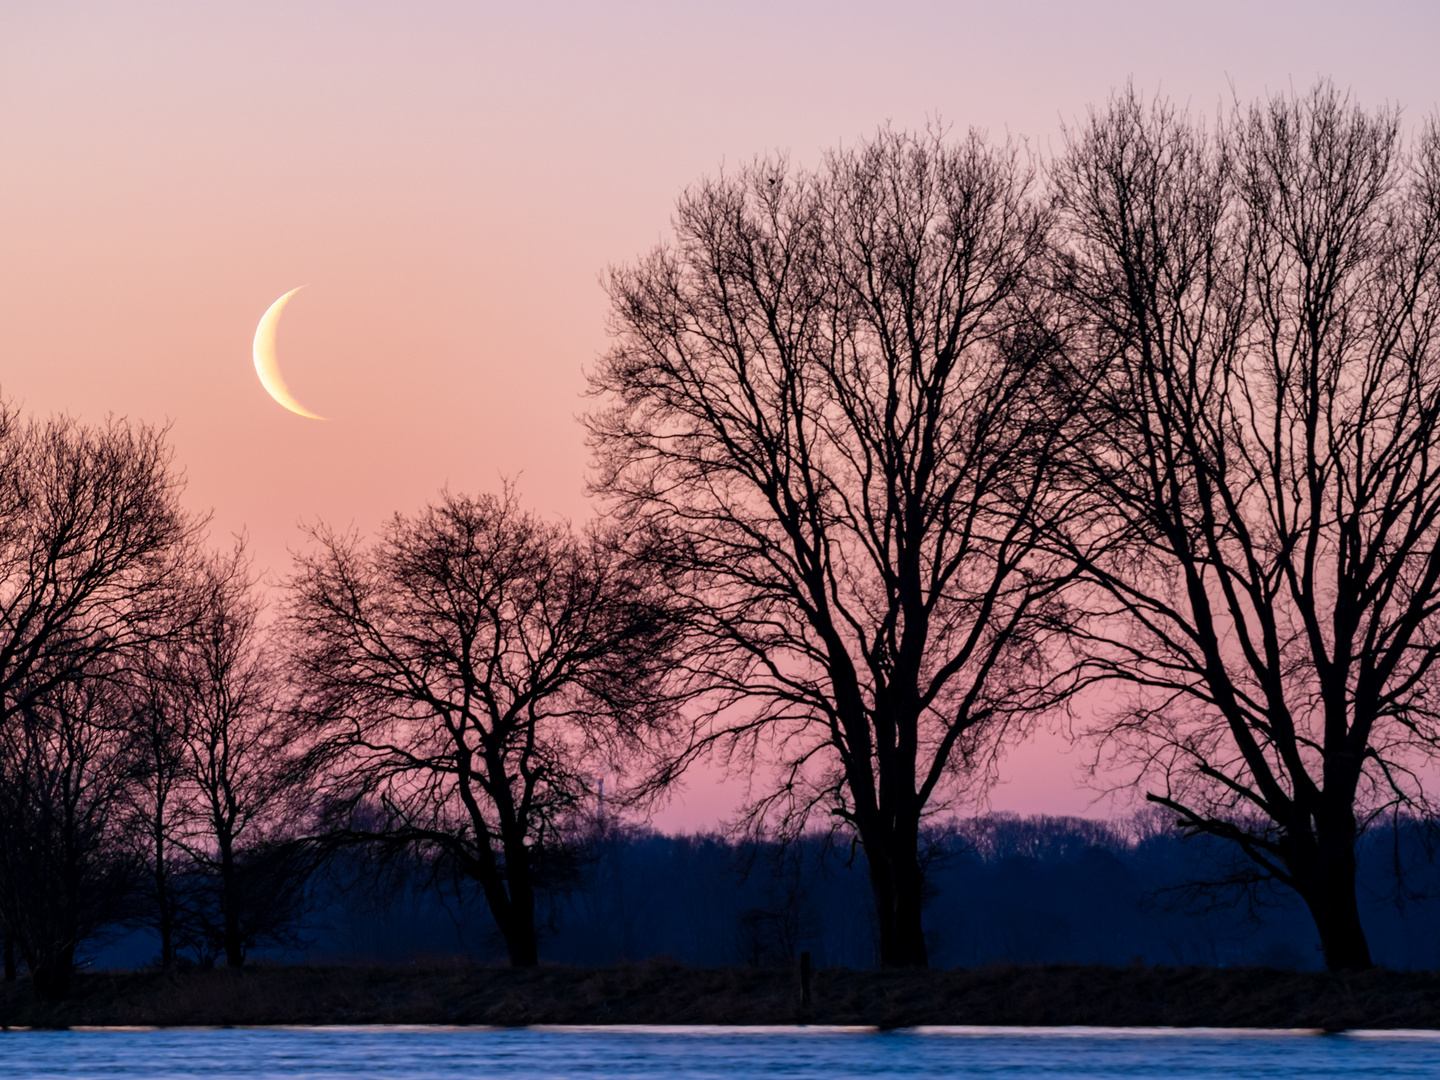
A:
[[3, 963, 1440, 1030]]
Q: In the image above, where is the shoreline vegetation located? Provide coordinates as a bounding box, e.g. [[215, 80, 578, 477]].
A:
[[1, 963, 1439, 1031]]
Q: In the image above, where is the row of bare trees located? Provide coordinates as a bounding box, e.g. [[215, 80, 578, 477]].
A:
[[0, 431, 681, 994], [590, 82, 1440, 973], [0, 409, 194, 999], [0, 409, 322, 997], [3, 81, 1438, 994]]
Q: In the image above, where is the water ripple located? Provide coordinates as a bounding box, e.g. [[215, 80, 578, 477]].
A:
[[0, 1026, 1435, 1079]]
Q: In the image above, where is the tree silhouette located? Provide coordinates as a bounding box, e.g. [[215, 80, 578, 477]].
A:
[[1053, 84, 1440, 970], [288, 490, 679, 966], [0, 411, 194, 998], [167, 542, 316, 968], [590, 128, 1078, 967]]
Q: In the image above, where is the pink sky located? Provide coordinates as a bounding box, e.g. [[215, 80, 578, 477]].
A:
[[2, 1, 1436, 829]]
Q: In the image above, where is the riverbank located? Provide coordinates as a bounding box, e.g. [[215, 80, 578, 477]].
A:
[[2, 962, 1438, 1030]]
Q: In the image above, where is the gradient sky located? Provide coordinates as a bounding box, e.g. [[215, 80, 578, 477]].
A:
[[3, 0, 1438, 827]]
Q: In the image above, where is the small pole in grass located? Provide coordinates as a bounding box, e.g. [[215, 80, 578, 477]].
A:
[[799, 950, 812, 1012]]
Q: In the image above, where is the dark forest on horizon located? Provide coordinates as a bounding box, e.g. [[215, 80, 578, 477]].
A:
[[7, 80, 1440, 1004], [91, 812, 1440, 975]]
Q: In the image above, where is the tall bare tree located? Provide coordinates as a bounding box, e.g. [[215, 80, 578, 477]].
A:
[[166, 542, 316, 968], [588, 129, 1076, 967], [287, 490, 679, 966], [1053, 85, 1440, 970], [0, 410, 194, 996]]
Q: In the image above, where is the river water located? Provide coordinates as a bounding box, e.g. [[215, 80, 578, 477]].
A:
[[2, 1026, 1437, 1078]]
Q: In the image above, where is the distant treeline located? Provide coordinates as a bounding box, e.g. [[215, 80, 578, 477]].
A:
[[92, 813, 1440, 974]]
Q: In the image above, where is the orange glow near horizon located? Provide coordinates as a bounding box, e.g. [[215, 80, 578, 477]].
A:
[[3, 0, 1438, 828]]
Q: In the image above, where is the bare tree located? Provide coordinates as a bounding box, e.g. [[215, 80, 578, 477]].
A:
[[166, 542, 316, 968], [0, 410, 194, 996], [588, 128, 1077, 967], [287, 490, 679, 966], [1053, 85, 1440, 970]]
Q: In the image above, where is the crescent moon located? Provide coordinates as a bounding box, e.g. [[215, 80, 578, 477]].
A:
[[253, 287, 327, 420]]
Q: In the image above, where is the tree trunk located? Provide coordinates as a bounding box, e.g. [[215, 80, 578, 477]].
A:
[[153, 822, 175, 969], [500, 841, 539, 967], [1294, 835, 1373, 971], [475, 883, 539, 966], [1307, 891, 1372, 971], [476, 883, 539, 966], [3, 932, 15, 982], [157, 893, 175, 970], [861, 822, 929, 968], [220, 838, 244, 968], [501, 909, 539, 966], [469, 840, 540, 967]]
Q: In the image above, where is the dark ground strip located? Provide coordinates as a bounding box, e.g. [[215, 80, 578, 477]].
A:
[[3, 963, 1440, 1031]]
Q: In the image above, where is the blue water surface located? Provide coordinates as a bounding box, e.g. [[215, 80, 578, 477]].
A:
[[1, 1026, 1437, 1079]]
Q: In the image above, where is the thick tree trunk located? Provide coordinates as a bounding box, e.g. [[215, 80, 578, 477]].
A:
[[1307, 890, 1372, 971], [861, 822, 929, 968], [501, 909, 539, 967], [499, 841, 539, 967], [477, 890, 539, 966], [470, 840, 540, 967], [1294, 834, 1373, 971]]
